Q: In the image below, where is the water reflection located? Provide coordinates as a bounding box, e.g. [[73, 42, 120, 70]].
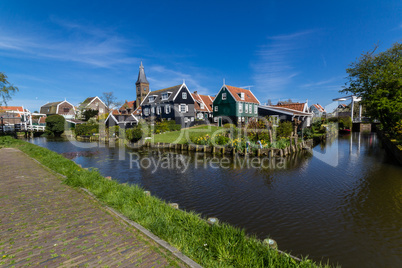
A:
[[25, 133, 402, 268]]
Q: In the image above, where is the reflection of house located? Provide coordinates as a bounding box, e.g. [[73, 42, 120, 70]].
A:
[[192, 91, 214, 121], [141, 83, 196, 127], [310, 103, 326, 117], [258, 101, 313, 129], [105, 114, 138, 128], [212, 85, 260, 126], [78, 96, 107, 118], [40, 100, 75, 119]]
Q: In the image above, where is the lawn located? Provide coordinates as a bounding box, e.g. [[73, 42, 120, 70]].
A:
[[151, 125, 223, 144]]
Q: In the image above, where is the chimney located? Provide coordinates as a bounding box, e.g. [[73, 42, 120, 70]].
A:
[[194, 91, 197, 94]]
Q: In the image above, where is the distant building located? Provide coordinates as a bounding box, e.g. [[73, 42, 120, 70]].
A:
[[40, 100, 75, 119], [105, 113, 138, 128], [0, 106, 28, 125], [77, 96, 107, 118], [141, 83, 196, 127], [135, 62, 150, 110], [119, 100, 136, 115], [310, 103, 326, 117], [212, 85, 260, 126], [192, 91, 214, 122]]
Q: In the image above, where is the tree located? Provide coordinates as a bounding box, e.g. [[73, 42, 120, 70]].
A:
[[101, 92, 122, 112], [0, 72, 19, 106], [45, 115, 65, 137], [340, 42, 402, 133], [82, 108, 99, 121]]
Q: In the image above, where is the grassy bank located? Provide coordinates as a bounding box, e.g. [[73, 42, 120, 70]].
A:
[[0, 136, 334, 268]]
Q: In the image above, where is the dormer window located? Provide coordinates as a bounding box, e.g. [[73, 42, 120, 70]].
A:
[[149, 95, 157, 102], [161, 93, 169, 100], [238, 92, 245, 100], [182, 92, 187, 99], [200, 103, 204, 109], [222, 93, 227, 100]]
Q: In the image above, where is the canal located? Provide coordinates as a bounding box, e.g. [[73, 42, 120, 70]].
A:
[[27, 133, 402, 268]]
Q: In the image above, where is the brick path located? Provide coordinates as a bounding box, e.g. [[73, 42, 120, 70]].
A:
[[0, 148, 186, 267]]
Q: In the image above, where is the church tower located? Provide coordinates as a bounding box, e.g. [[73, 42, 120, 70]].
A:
[[135, 62, 149, 108]]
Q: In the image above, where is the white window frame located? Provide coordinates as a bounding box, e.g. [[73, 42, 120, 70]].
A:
[[144, 108, 150, 116], [165, 105, 171, 114], [191, 117, 194, 122], [245, 103, 248, 113], [254, 105, 257, 114], [182, 92, 187, 99], [151, 107, 155, 114], [249, 104, 252, 114], [180, 104, 186, 113], [239, 103, 243, 113], [200, 103, 204, 109], [149, 96, 156, 103], [214, 106, 218, 112], [184, 117, 188, 123], [222, 93, 226, 100], [162, 93, 168, 100], [156, 106, 161, 115]]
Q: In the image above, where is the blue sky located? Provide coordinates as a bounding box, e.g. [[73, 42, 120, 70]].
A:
[[1, 0, 401, 112]]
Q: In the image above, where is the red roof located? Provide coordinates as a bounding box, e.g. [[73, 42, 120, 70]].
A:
[[0, 106, 25, 117], [119, 100, 135, 112], [38, 117, 47, 124], [225, 85, 260, 104], [273, 102, 306, 112], [133, 106, 142, 115], [313, 104, 326, 113], [192, 93, 214, 112]]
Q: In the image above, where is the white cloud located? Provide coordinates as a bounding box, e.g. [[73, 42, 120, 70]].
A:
[[252, 30, 316, 98], [0, 19, 138, 68]]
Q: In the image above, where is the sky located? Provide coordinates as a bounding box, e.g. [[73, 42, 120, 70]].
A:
[[0, 0, 401, 112]]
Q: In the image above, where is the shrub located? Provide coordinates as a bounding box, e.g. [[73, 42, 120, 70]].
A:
[[45, 115, 65, 137], [75, 123, 99, 136], [223, 123, 236, 129], [276, 121, 293, 138], [126, 126, 143, 142], [338, 116, 352, 129]]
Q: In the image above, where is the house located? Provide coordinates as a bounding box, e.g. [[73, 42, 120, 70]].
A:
[[77, 96, 107, 117], [119, 100, 136, 115], [141, 83, 196, 127], [331, 103, 350, 117], [105, 113, 138, 128], [258, 101, 313, 129], [212, 85, 260, 126], [40, 100, 75, 119], [0, 106, 29, 127], [310, 103, 326, 118], [192, 91, 214, 121]]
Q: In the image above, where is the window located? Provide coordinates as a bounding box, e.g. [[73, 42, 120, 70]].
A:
[[222, 93, 226, 100], [254, 105, 257, 114], [184, 117, 188, 123], [63, 108, 70, 113], [156, 106, 161, 115], [238, 117, 241, 122], [162, 93, 169, 100], [200, 103, 204, 109], [239, 103, 243, 113], [180, 104, 186, 113], [214, 106, 218, 112], [144, 108, 150, 116], [191, 117, 194, 122], [100, 108, 103, 113], [151, 107, 155, 114], [245, 104, 248, 113], [149, 96, 156, 102], [249, 104, 252, 114], [182, 92, 187, 99], [238, 92, 245, 100], [165, 105, 171, 114]]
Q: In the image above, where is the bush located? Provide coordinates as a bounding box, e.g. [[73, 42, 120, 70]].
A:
[[223, 123, 236, 129], [338, 116, 352, 129], [126, 126, 143, 142], [45, 115, 65, 137], [75, 123, 99, 136], [276, 121, 293, 138]]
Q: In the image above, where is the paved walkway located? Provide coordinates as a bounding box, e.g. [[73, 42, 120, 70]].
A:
[[0, 148, 186, 267]]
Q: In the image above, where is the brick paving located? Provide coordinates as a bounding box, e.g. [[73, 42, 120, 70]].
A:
[[0, 148, 186, 267]]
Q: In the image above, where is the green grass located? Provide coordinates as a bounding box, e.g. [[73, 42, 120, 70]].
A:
[[0, 136, 336, 268], [151, 125, 223, 144]]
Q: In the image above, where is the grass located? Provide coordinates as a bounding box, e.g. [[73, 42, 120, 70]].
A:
[[0, 136, 336, 268], [151, 125, 223, 144]]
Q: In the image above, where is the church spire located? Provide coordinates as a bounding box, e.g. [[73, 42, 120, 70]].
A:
[[136, 61, 149, 84]]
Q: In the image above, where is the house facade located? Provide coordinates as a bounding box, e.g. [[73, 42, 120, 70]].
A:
[[310, 103, 326, 118], [0, 106, 28, 126], [40, 100, 75, 119], [78, 96, 107, 118], [212, 85, 260, 126], [141, 83, 196, 127], [192, 91, 214, 122]]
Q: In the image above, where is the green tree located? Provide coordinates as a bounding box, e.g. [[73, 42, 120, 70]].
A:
[[82, 109, 99, 121], [340, 42, 402, 133], [45, 115, 65, 137], [0, 72, 19, 106]]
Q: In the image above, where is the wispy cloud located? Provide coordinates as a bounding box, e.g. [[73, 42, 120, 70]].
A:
[[301, 76, 343, 91], [0, 18, 138, 68], [252, 30, 315, 98], [148, 65, 210, 94]]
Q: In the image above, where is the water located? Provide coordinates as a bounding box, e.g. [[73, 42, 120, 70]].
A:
[[27, 133, 402, 268]]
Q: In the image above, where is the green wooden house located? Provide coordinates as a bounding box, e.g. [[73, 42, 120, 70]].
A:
[[212, 85, 260, 126]]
